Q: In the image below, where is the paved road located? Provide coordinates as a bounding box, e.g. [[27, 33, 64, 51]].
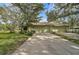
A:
[[12, 33, 79, 55]]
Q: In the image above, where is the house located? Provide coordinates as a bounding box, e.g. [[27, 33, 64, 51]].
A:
[[28, 22, 69, 33]]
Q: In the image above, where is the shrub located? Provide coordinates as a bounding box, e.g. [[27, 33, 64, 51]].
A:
[[26, 32, 33, 36], [25, 30, 35, 36]]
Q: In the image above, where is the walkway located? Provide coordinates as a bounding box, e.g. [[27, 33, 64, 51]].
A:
[[12, 33, 79, 55]]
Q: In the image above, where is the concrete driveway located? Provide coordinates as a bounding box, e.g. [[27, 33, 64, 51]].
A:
[[12, 33, 79, 55]]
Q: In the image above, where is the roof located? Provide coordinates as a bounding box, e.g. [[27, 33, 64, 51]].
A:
[[31, 22, 69, 27]]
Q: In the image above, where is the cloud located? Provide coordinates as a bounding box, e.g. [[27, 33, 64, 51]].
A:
[[39, 18, 48, 22], [39, 3, 54, 22]]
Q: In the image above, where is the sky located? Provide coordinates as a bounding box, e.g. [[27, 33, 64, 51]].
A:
[[0, 3, 54, 22], [39, 3, 54, 22]]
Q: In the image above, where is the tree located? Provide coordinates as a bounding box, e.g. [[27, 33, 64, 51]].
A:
[[0, 7, 6, 14], [47, 3, 79, 26], [12, 3, 44, 33], [0, 4, 18, 33]]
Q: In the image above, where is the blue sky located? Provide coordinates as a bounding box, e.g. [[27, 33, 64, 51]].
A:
[[39, 3, 54, 22], [0, 3, 54, 22]]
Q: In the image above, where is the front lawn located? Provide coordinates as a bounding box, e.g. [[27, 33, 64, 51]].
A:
[[0, 32, 29, 54]]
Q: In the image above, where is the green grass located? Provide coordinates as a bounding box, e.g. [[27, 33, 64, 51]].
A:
[[0, 32, 29, 54], [51, 32, 79, 45]]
